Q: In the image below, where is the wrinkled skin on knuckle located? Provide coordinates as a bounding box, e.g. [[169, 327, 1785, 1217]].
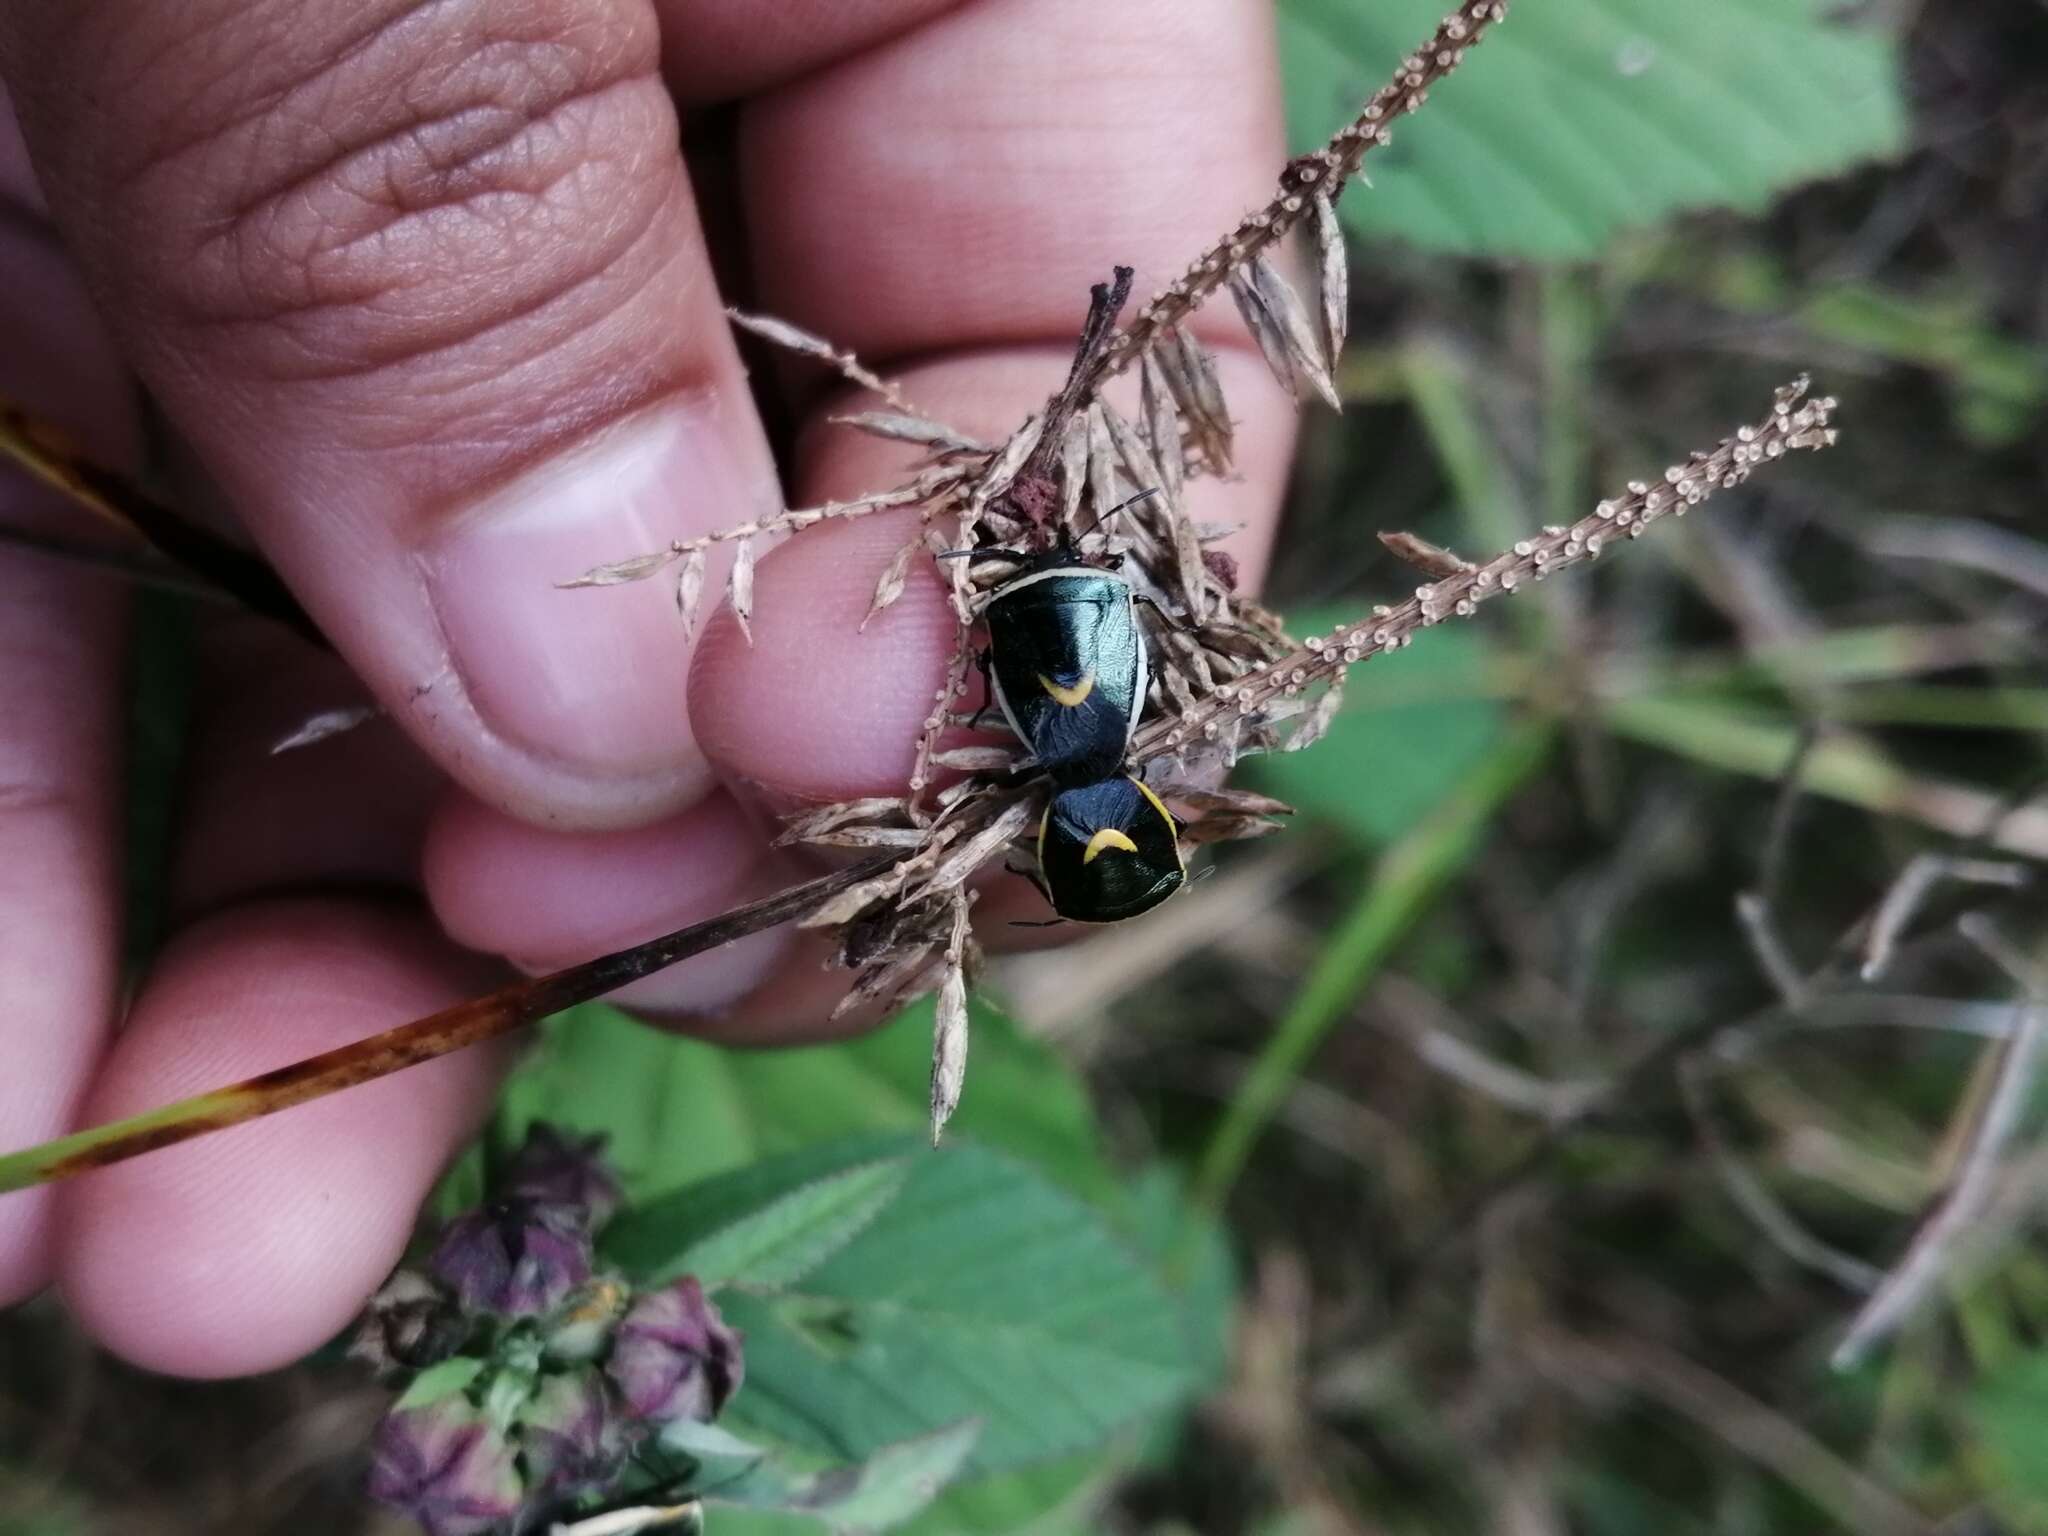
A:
[[11, 0, 696, 465]]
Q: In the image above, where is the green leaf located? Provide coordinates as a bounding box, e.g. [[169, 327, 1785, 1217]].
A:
[[1278, 0, 1906, 259], [776, 1421, 982, 1534], [716, 1141, 1199, 1475], [1970, 1352, 2048, 1529], [1247, 621, 1503, 846], [498, 997, 1111, 1206], [891, 1452, 1108, 1536], [605, 1152, 914, 1291], [394, 1356, 482, 1409], [1118, 1166, 1237, 1395], [660, 1419, 981, 1534], [659, 1417, 773, 1487]]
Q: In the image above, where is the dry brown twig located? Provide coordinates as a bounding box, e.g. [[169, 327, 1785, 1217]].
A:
[[0, 0, 1846, 1173], [1831, 915, 2048, 1370]]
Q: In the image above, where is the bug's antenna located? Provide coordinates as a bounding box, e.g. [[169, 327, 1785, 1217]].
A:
[[933, 546, 1033, 564], [1073, 486, 1161, 542]]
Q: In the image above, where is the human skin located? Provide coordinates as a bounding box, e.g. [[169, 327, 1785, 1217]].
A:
[[0, 0, 1295, 1375]]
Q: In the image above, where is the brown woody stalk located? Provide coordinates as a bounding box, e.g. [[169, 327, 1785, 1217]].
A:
[[0, 859, 892, 1194], [0, 398, 323, 646]]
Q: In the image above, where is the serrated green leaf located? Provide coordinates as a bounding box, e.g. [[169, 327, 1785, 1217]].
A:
[[497, 998, 1111, 1206], [607, 1156, 913, 1292], [1247, 621, 1503, 846], [1279, 0, 1905, 259], [716, 1142, 1197, 1475]]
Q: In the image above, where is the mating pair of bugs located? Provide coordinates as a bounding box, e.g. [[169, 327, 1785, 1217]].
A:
[[974, 513, 1186, 925]]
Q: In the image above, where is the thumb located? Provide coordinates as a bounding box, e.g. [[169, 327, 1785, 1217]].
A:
[[0, 0, 779, 828]]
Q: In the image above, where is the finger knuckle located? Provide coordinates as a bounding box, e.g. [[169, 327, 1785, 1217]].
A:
[[106, 0, 681, 397]]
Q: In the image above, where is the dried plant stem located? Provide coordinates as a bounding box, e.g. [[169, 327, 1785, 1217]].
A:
[[1859, 854, 2031, 981], [559, 477, 962, 589], [1095, 0, 1511, 385], [1531, 1330, 1929, 1536], [727, 308, 916, 416], [930, 893, 974, 1143], [1831, 916, 2047, 1369], [907, 618, 976, 816], [1, 394, 323, 646], [0, 857, 896, 1194], [1734, 889, 1813, 1012], [1192, 720, 1556, 1213], [1678, 1055, 1883, 1293], [1380, 979, 1604, 1122], [1602, 695, 2048, 858], [0, 523, 226, 599], [1139, 379, 1838, 765]]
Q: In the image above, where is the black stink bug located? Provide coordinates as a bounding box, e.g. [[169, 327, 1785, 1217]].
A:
[[980, 549, 1149, 789], [1035, 775, 1186, 923]]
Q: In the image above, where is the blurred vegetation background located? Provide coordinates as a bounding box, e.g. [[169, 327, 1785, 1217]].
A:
[[8, 0, 2048, 1532]]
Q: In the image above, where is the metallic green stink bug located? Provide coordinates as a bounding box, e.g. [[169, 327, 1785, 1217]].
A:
[[1035, 774, 1186, 923]]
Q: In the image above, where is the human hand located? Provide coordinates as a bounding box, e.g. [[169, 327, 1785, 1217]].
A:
[[0, 0, 1295, 1376]]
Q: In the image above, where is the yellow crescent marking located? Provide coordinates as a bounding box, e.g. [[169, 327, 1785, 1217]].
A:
[[1131, 778, 1187, 874], [1038, 669, 1096, 707], [1082, 827, 1140, 864]]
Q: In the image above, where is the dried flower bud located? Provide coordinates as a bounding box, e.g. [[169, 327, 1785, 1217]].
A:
[[500, 1123, 624, 1231], [349, 1271, 469, 1380], [368, 1400, 524, 1536], [431, 1199, 591, 1320], [605, 1278, 744, 1426], [519, 1369, 631, 1500]]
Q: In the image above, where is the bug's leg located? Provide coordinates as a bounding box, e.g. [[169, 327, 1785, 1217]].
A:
[[1001, 857, 1064, 925], [966, 646, 996, 731]]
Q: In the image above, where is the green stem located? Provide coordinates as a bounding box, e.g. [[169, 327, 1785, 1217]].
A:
[[1192, 720, 1557, 1211], [0, 1089, 249, 1195], [1602, 694, 2048, 857]]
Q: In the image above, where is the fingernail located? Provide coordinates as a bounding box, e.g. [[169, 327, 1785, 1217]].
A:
[[420, 401, 779, 788]]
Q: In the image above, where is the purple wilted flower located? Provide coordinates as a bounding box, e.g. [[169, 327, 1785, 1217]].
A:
[[605, 1277, 744, 1426], [349, 1271, 470, 1380], [431, 1199, 591, 1319], [368, 1400, 523, 1536], [519, 1369, 631, 1500], [501, 1124, 624, 1231]]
